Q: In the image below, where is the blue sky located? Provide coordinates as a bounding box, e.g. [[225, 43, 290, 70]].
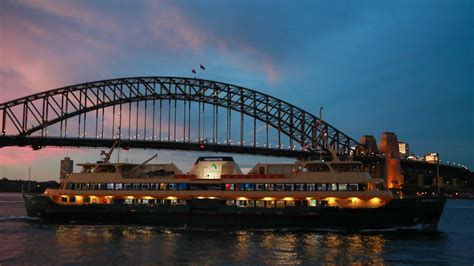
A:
[[0, 0, 472, 180]]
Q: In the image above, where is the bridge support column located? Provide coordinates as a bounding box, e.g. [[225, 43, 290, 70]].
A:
[[379, 132, 404, 190]]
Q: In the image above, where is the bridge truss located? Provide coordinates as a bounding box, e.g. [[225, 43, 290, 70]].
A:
[[0, 77, 363, 157]]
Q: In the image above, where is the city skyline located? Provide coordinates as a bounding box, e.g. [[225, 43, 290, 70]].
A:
[[1, 0, 472, 181]]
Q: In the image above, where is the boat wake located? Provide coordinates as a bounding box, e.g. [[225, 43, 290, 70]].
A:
[[0, 216, 39, 222]]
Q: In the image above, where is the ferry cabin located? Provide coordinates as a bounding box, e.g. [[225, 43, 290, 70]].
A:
[[45, 157, 393, 209]]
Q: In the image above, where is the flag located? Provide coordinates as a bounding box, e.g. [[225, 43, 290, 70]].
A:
[[192, 68, 196, 74], [200, 64, 205, 70]]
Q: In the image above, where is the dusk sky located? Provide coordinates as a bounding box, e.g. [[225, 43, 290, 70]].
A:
[[0, 0, 472, 181]]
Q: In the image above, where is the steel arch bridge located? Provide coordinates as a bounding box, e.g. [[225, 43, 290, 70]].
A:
[[0, 76, 363, 157]]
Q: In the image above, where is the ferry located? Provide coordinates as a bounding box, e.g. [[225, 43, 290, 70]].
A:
[[23, 147, 446, 230]]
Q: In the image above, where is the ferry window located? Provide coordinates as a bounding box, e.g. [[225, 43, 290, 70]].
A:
[[307, 164, 330, 172], [284, 184, 294, 191], [96, 165, 116, 173], [348, 184, 359, 191], [286, 200, 296, 207], [107, 183, 115, 190], [225, 183, 235, 191], [266, 201, 275, 208], [265, 184, 275, 191], [338, 184, 348, 191], [256, 184, 265, 191], [256, 200, 265, 207], [276, 200, 285, 208], [308, 199, 317, 207], [236, 184, 245, 191], [141, 183, 150, 190], [83, 183, 90, 190], [295, 184, 305, 191], [90, 183, 98, 190], [178, 183, 189, 190], [84, 197, 90, 203], [169, 183, 178, 191], [98, 183, 107, 190], [142, 199, 149, 204], [132, 183, 141, 190], [275, 184, 284, 191], [115, 183, 123, 190], [247, 200, 255, 207], [66, 183, 74, 190], [259, 166, 265, 175], [124, 183, 132, 190], [237, 201, 246, 207], [208, 184, 222, 191], [226, 200, 235, 206], [307, 184, 315, 191], [329, 183, 338, 191], [316, 183, 327, 191], [245, 184, 255, 191], [160, 183, 168, 190], [61, 196, 68, 202], [359, 183, 367, 191], [69, 196, 76, 203], [74, 183, 81, 190], [125, 198, 133, 204], [150, 184, 158, 190], [170, 199, 178, 206], [320, 200, 328, 207]]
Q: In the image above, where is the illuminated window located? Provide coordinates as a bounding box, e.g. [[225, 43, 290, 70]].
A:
[[256, 184, 265, 191], [317, 183, 327, 191], [237, 201, 246, 207], [150, 183, 158, 190], [141, 183, 150, 190], [284, 184, 294, 191], [132, 183, 141, 190], [266, 201, 275, 208], [125, 198, 133, 204], [124, 183, 132, 190], [169, 184, 178, 191], [348, 184, 359, 191], [256, 200, 265, 207], [74, 183, 81, 190], [107, 183, 115, 190], [265, 184, 275, 191], [286, 200, 296, 207], [69, 196, 76, 203], [178, 183, 188, 190], [247, 200, 255, 207], [276, 200, 285, 208], [275, 184, 284, 191], [225, 183, 234, 191], [295, 184, 305, 191], [329, 183, 338, 191], [159, 183, 168, 190], [245, 184, 255, 191], [339, 184, 348, 191], [83, 183, 90, 190], [226, 200, 235, 206], [307, 184, 315, 191]]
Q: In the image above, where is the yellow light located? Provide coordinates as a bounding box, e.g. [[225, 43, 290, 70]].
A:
[[142, 196, 154, 200], [125, 196, 135, 199], [262, 197, 274, 201], [197, 196, 205, 199], [305, 197, 313, 200], [283, 197, 294, 201], [166, 196, 177, 200], [208, 197, 216, 199], [237, 197, 249, 201]]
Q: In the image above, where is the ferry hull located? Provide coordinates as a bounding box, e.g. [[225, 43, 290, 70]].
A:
[[23, 194, 445, 230]]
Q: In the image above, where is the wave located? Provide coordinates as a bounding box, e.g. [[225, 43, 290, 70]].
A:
[[0, 216, 39, 222]]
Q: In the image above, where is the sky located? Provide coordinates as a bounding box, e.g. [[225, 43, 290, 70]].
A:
[[0, 0, 473, 181]]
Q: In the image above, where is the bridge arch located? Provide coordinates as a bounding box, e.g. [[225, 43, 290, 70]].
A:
[[1, 77, 362, 155]]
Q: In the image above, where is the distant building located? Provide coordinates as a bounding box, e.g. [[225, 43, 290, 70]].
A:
[[60, 157, 74, 183], [424, 153, 439, 163], [398, 142, 409, 158]]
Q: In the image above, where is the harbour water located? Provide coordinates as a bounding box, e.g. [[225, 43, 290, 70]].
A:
[[0, 193, 473, 265]]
